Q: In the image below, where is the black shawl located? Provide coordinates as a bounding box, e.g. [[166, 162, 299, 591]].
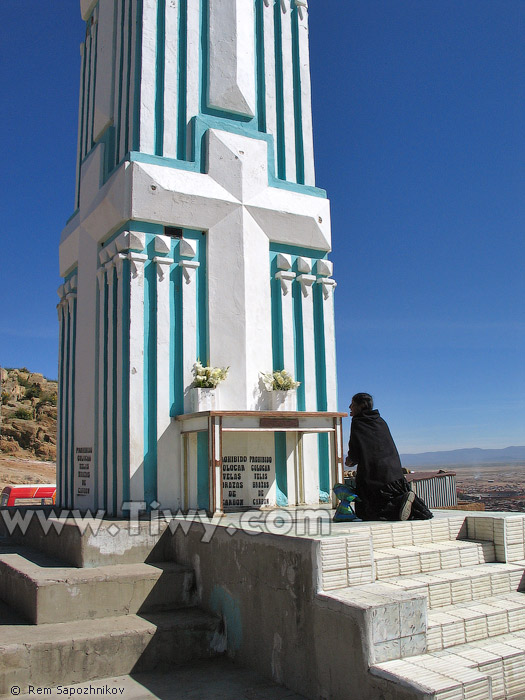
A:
[[348, 410, 405, 500]]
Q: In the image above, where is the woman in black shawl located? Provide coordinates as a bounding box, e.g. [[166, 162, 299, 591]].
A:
[[346, 393, 432, 521]]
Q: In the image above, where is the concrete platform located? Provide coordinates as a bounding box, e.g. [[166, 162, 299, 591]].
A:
[[7, 658, 307, 700]]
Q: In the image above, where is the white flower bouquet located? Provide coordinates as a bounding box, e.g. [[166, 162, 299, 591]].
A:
[[192, 361, 229, 388], [260, 369, 300, 392]]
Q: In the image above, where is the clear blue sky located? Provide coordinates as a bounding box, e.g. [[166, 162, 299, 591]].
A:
[[1, 1, 523, 453]]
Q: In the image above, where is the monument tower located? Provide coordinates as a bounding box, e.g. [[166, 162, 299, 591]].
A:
[[57, 0, 342, 515]]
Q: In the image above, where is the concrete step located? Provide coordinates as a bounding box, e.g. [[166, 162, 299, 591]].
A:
[[371, 630, 525, 700], [0, 545, 195, 624], [369, 517, 468, 549], [0, 608, 220, 697], [427, 592, 525, 652], [367, 561, 525, 609], [373, 540, 496, 580]]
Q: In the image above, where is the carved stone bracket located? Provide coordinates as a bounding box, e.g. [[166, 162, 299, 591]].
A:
[[66, 292, 77, 312], [154, 257, 175, 282], [179, 260, 200, 283], [114, 253, 128, 279], [316, 278, 337, 300], [297, 274, 316, 297], [128, 253, 148, 279], [275, 270, 296, 296], [96, 268, 106, 290], [295, 0, 307, 19]]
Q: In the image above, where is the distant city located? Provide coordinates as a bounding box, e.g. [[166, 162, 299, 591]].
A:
[[400, 447, 525, 512]]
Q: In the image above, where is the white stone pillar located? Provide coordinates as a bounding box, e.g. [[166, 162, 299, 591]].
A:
[[262, 0, 278, 175], [296, 267, 318, 503], [280, 0, 297, 182], [163, 0, 180, 158], [275, 268, 297, 410], [186, 0, 201, 156], [180, 260, 200, 413], [96, 267, 107, 510], [139, 0, 157, 154], [316, 275, 338, 411], [154, 254, 179, 508], [128, 252, 148, 502], [114, 253, 128, 514], [104, 260, 116, 512], [295, 0, 315, 186], [66, 291, 77, 509]]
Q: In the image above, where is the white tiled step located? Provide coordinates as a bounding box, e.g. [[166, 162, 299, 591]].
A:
[[369, 517, 467, 550], [374, 540, 496, 579], [427, 592, 525, 652], [372, 630, 525, 700], [370, 562, 525, 609]]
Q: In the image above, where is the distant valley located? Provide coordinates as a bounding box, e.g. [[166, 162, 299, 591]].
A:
[[400, 446, 525, 468]]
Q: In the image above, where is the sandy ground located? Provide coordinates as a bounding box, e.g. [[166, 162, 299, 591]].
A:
[[0, 455, 56, 492]]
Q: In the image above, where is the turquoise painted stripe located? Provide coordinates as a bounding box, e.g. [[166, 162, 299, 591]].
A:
[[102, 277, 109, 510], [58, 306, 66, 507], [292, 275, 305, 411], [290, 5, 304, 184], [197, 432, 209, 509], [177, 0, 188, 160], [317, 433, 330, 496], [172, 255, 184, 416], [76, 40, 87, 207], [112, 272, 118, 514], [93, 279, 100, 510], [121, 258, 131, 505], [90, 13, 99, 148], [63, 308, 70, 507], [255, 0, 266, 133], [269, 252, 284, 370], [124, 0, 134, 155], [116, 0, 126, 163], [155, 0, 166, 155], [143, 238, 158, 505], [274, 433, 288, 506], [313, 282, 327, 412], [273, 1, 286, 179], [133, 0, 143, 151], [69, 298, 78, 507]]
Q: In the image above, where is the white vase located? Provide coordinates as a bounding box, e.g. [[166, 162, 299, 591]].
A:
[[269, 390, 296, 411], [191, 387, 216, 413]]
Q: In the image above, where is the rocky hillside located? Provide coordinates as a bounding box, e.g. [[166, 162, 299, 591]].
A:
[[0, 368, 57, 461]]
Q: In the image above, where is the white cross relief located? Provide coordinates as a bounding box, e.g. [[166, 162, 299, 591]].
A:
[[68, 128, 332, 410], [130, 129, 332, 409]]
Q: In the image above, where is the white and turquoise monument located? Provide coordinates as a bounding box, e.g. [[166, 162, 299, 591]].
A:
[[57, 0, 344, 515]]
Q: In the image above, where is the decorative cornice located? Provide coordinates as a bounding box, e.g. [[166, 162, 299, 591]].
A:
[[276, 253, 292, 271], [297, 256, 312, 274], [179, 238, 198, 259], [153, 235, 171, 255], [116, 230, 147, 254], [316, 259, 333, 277], [275, 270, 296, 295]]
